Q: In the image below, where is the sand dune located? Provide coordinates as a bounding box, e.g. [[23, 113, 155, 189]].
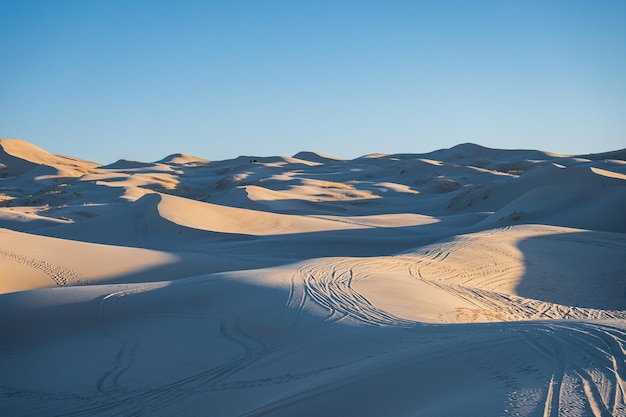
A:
[[1, 138, 625, 416], [0, 138, 97, 177]]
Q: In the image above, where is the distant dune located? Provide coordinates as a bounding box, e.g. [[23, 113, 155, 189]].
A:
[[1, 138, 625, 416]]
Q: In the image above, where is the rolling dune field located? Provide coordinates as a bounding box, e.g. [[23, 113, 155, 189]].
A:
[[1, 138, 626, 416]]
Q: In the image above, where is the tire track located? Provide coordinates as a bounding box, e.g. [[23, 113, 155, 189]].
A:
[[296, 259, 415, 327], [291, 227, 626, 328], [135, 312, 271, 415], [0, 248, 89, 287], [96, 288, 146, 395], [70, 286, 273, 416], [570, 324, 626, 416], [285, 267, 308, 327], [132, 201, 151, 242], [521, 323, 626, 417], [402, 228, 626, 322], [423, 282, 626, 322]]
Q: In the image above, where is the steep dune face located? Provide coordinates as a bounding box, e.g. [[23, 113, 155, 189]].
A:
[[0, 139, 49, 176], [0, 138, 97, 177], [1, 138, 625, 416]]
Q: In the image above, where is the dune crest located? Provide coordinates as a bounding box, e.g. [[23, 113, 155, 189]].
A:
[[0, 138, 97, 177]]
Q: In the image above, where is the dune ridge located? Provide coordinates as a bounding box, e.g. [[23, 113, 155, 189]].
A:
[[1, 138, 625, 416]]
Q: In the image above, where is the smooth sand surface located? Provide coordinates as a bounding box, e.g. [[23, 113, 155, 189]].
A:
[[1, 138, 626, 416]]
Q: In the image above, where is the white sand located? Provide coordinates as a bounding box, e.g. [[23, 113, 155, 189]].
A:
[[1, 138, 626, 416]]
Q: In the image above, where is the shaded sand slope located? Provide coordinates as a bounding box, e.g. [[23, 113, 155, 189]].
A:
[[1, 138, 625, 416], [0, 227, 270, 294], [2, 273, 625, 416]]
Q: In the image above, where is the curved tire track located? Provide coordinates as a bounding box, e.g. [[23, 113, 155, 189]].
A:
[[96, 288, 146, 395], [521, 323, 626, 417], [296, 259, 415, 327], [403, 228, 626, 322], [71, 286, 273, 416]]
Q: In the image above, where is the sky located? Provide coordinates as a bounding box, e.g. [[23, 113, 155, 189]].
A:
[[1, 0, 625, 163]]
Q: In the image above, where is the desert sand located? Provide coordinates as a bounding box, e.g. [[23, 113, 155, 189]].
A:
[[1, 138, 626, 416]]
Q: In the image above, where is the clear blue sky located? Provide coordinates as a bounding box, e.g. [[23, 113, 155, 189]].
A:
[[1, 0, 625, 163]]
